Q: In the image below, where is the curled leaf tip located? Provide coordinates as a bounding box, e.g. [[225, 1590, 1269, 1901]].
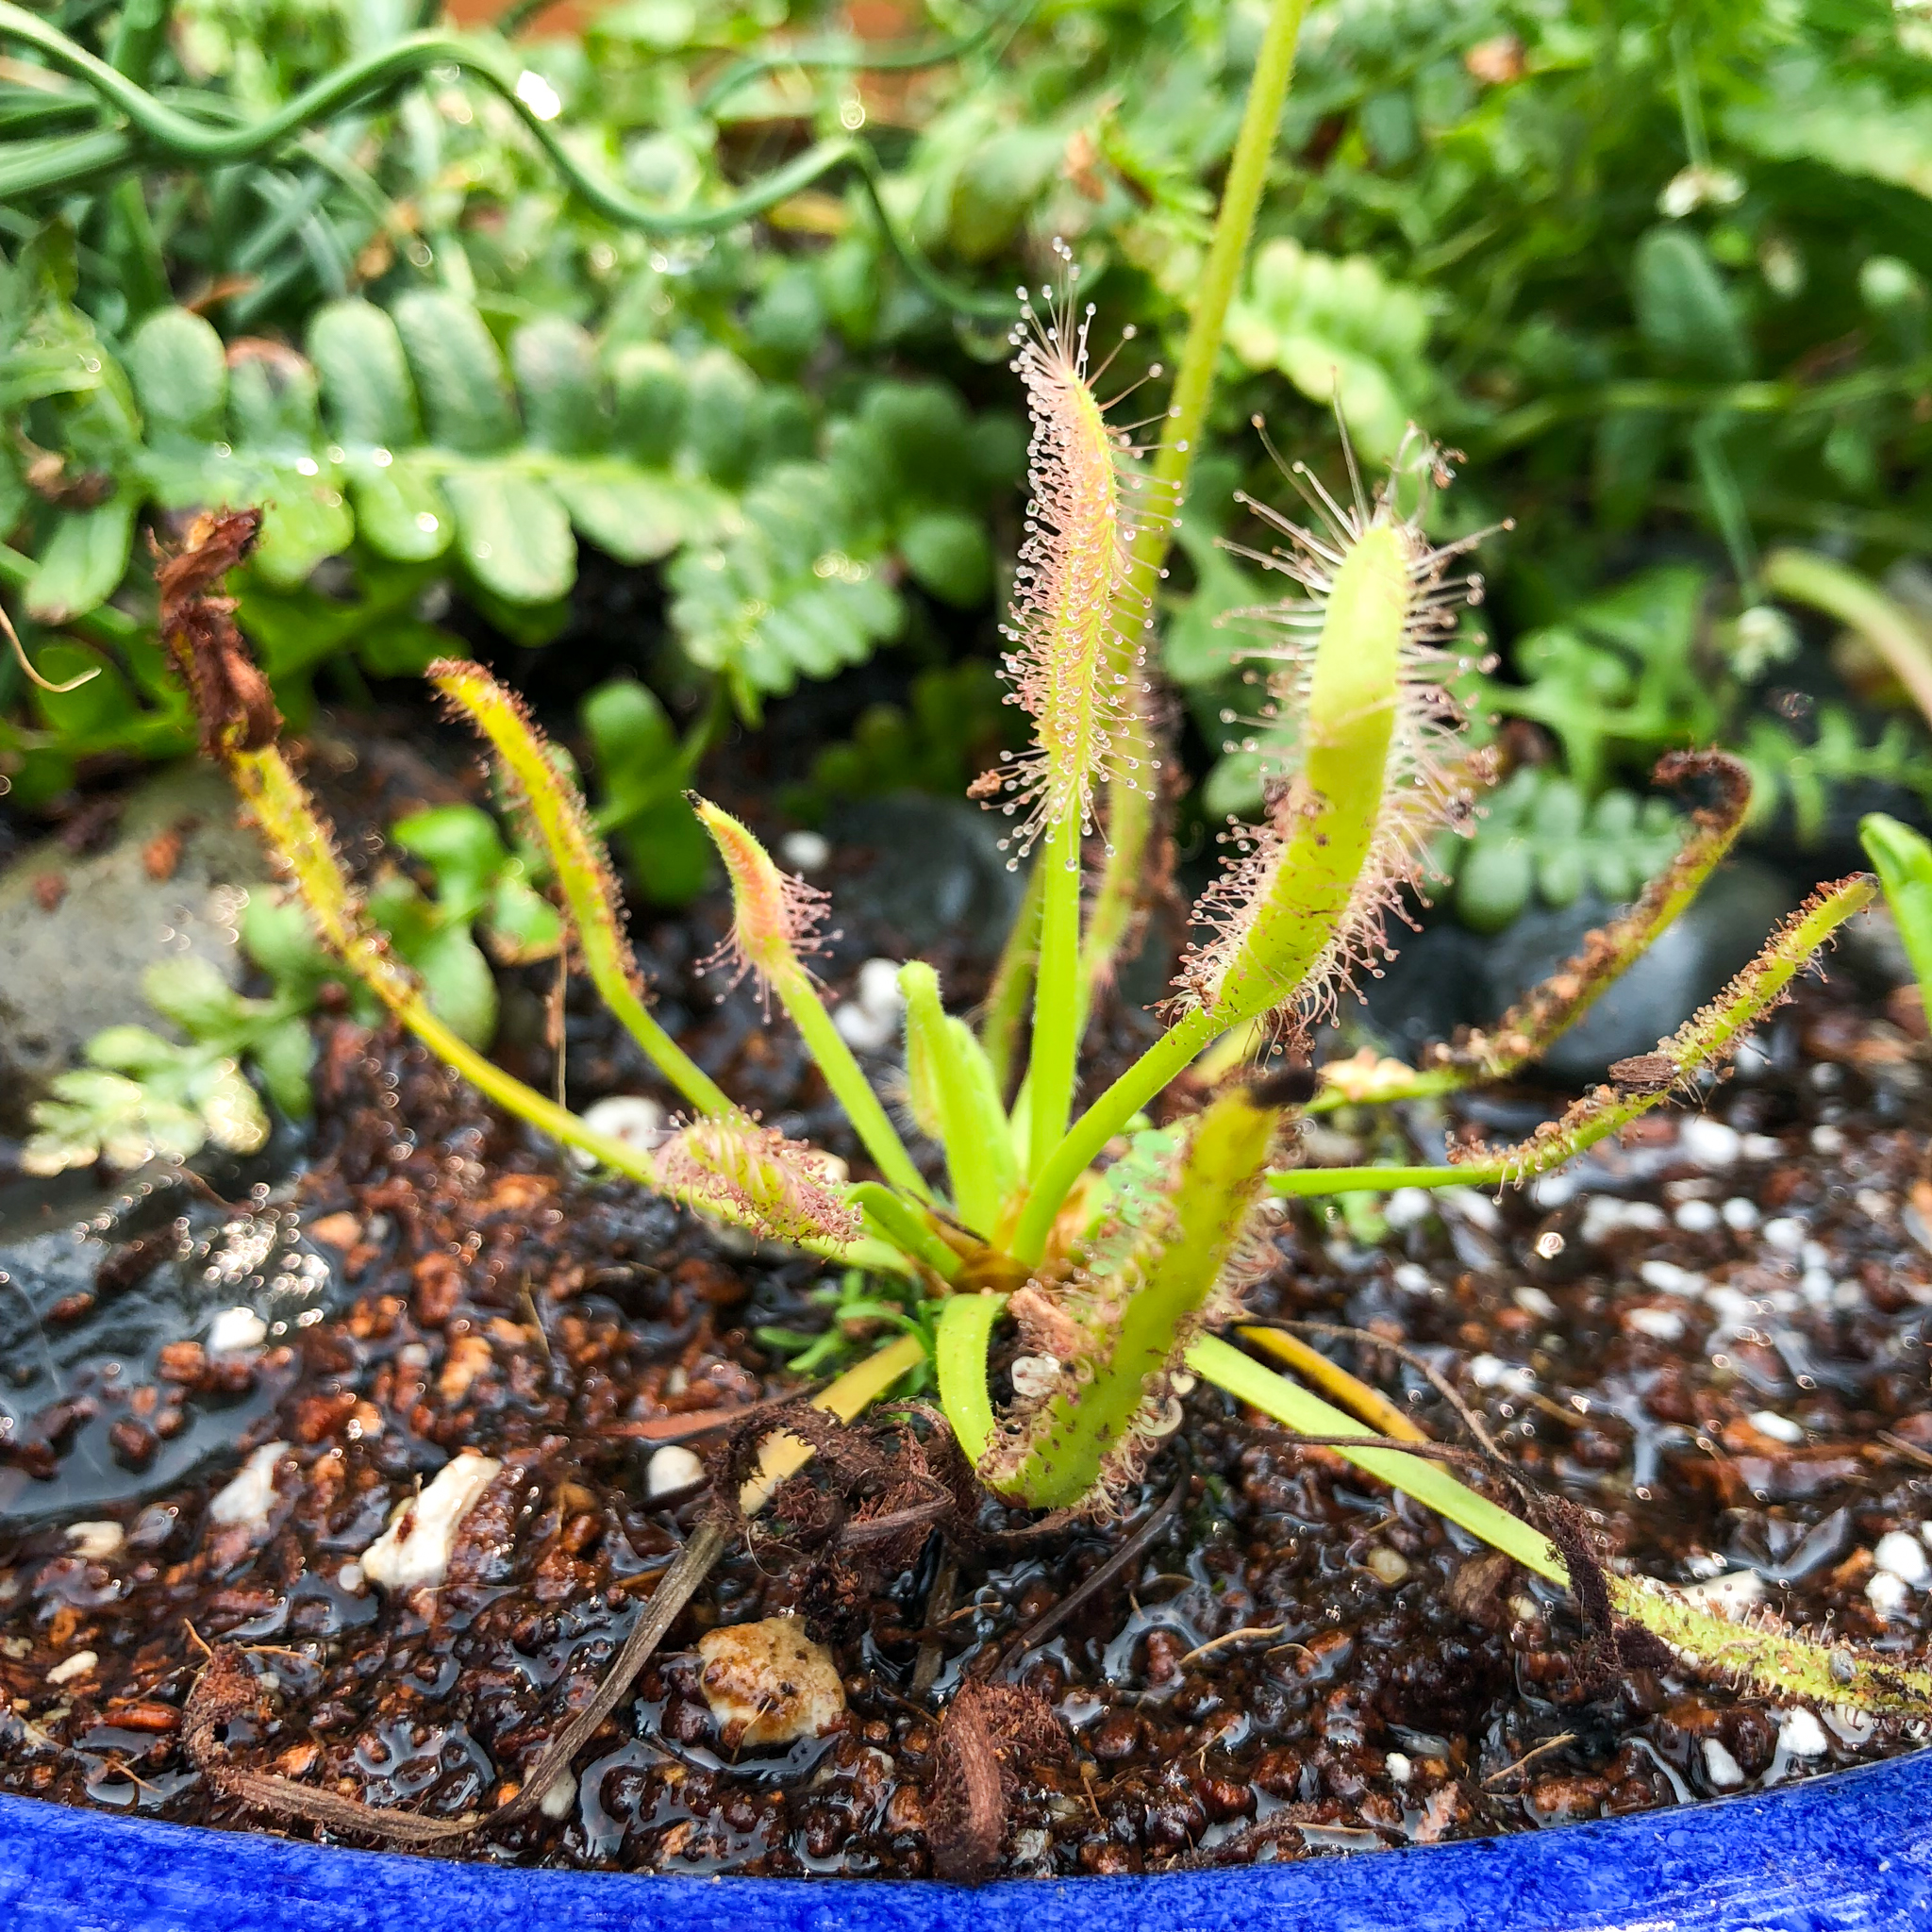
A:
[[690, 795, 832, 1000], [658, 1109, 861, 1248], [979, 272, 1166, 859], [1174, 436, 1490, 1034], [156, 507, 281, 758]]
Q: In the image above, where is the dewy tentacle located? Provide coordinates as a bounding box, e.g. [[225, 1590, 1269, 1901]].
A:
[[1277, 873, 1877, 1198], [1313, 750, 1755, 1109], [955, 1084, 1282, 1513], [429, 658, 731, 1121], [691, 796, 931, 1203], [1010, 443, 1486, 1264], [978, 260, 1161, 1176]]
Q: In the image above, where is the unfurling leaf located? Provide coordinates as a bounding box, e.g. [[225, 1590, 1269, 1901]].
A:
[[658, 1111, 862, 1249]]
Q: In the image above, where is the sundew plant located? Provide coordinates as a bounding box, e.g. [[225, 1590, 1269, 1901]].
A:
[[160, 335, 1921, 1725], [123, 0, 1930, 1761]]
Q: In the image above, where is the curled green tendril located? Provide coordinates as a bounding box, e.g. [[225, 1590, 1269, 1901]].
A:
[[696, 0, 1032, 117], [0, 0, 1013, 320]]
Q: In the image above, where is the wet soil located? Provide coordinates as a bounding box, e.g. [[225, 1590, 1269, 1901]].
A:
[[2, 875, 1931, 1877]]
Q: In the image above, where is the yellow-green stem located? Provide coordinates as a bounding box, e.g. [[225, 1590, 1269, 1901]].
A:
[[851, 1181, 962, 1284], [1085, 0, 1310, 995], [1186, 1334, 1565, 1582], [900, 963, 1015, 1236], [233, 745, 903, 1271], [980, 851, 1044, 1094], [1009, 1006, 1217, 1264], [774, 964, 933, 1203], [1027, 810, 1085, 1177], [431, 660, 730, 1119]]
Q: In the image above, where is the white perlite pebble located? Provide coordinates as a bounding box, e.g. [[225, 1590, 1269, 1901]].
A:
[[1513, 1285, 1557, 1320], [1365, 1546, 1410, 1586], [1386, 1752, 1412, 1785], [855, 958, 903, 1016], [1626, 1307, 1686, 1341], [1581, 1197, 1667, 1245], [1811, 1124, 1846, 1156], [833, 1003, 895, 1052], [1392, 1263, 1435, 1296], [832, 958, 906, 1053], [645, 1444, 705, 1498], [1874, 1531, 1929, 1586], [1640, 1258, 1701, 1294], [208, 1305, 268, 1354], [1868, 1571, 1911, 1617], [539, 1772, 579, 1820], [1780, 1708, 1830, 1758], [359, 1451, 503, 1593], [47, 1650, 98, 1686], [1702, 1738, 1745, 1788], [1740, 1134, 1785, 1161], [1748, 1411, 1803, 1445], [1008, 1354, 1062, 1399], [1468, 1354, 1533, 1391], [1761, 1216, 1806, 1255], [779, 830, 830, 873], [573, 1095, 668, 1170], [1674, 1199, 1721, 1234], [1680, 1117, 1742, 1168], [1384, 1188, 1434, 1231], [696, 1616, 845, 1748], [1441, 1188, 1502, 1232], [1721, 1197, 1760, 1232], [63, 1521, 124, 1561], [209, 1441, 291, 1528]]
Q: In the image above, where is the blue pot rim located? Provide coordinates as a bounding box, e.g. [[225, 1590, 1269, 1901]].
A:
[[3, 1746, 1930, 1932]]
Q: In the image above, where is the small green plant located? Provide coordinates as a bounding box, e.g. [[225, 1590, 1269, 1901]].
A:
[[1443, 764, 1685, 934], [22, 794, 560, 1175], [0, 243, 1025, 807], [783, 659, 1020, 823], [20, 898, 322, 1174]]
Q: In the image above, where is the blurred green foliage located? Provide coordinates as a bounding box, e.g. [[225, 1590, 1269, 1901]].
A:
[[6, 0, 1932, 925]]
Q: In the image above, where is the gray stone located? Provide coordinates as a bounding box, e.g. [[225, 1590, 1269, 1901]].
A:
[[1483, 859, 1799, 1079], [825, 792, 1028, 956], [1364, 859, 1800, 1080], [0, 765, 271, 1130]]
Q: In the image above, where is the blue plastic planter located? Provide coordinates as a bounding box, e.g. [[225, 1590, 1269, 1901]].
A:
[[3, 1748, 1929, 1932]]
